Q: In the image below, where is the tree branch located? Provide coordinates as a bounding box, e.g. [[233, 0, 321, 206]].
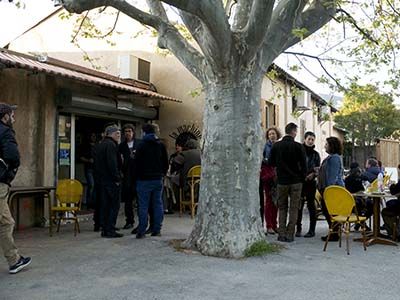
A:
[[179, 11, 226, 72], [261, 0, 336, 72], [336, 8, 379, 45], [242, 0, 275, 61], [284, 1, 336, 50], [231, 0, 253, 31], [62, 0, 209, 83], [161, 0, 233, 67]]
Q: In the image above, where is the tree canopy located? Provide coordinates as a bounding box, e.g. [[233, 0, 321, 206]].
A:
[[335, 83, 400, 148]]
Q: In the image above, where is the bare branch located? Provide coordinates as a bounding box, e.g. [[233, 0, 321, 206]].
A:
[[242, 0, 275, 61], [179, 11, 225, 71], [231, 0, 253, 31], [62, 0, 209, 83], [160, 0, 233, 65], [284, 1, 337, 50], [224, 0, 236, 17], [71, 10, 89, 42], [146, 0, 168, 22], [336, 8, 379, 45], [261, 0, 336, 71]]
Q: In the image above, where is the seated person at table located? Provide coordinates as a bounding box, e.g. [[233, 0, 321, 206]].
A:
[[362, 158, 381, 183], [345, 162, 371, 230], [171, 139, 201, 188], [345, 162, 365, 194], [382, 166, 400, 239]]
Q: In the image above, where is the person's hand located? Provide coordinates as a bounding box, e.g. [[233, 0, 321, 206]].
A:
[[306, 173, 314, 181]]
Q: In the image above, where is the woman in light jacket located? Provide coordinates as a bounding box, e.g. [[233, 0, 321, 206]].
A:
[[318, 136, 344, 241]]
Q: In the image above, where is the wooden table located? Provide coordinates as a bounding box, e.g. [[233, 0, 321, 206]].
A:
[[8, 186, 55, 234], [353, 191, 398, 246]]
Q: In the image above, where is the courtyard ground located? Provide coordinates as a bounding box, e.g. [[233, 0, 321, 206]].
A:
[[0, 212, 399, 300]]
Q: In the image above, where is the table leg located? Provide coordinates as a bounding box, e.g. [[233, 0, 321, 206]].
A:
[[47, 193, 52, 236]]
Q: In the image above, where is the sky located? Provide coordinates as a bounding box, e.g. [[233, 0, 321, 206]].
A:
[[0, 0, 56, 46]]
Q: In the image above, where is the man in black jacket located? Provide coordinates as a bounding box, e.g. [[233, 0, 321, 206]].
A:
[[94, 125, 123, 238], [269, 123, 307, 242], [296, 131, 320, 238], [134, 124, 168, 238], [119, 124, 139, 230], [0, 103, 31, 274]]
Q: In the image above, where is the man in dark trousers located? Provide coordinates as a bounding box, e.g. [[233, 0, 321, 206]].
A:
[[94, 125, 123, 238], [119, 124, 139, 230], [269, 122, 307, 242], [0, 103, 31, 274], [134, 124, 168, 238]]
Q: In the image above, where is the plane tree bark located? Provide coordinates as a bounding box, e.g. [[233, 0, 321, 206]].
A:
[[61, 0, 336, 258]]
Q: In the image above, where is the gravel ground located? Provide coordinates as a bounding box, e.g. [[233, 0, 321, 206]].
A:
[[1, 212, 399, 300]]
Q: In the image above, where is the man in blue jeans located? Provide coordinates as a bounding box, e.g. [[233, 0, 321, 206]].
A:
[[134, 124, 168, 238]]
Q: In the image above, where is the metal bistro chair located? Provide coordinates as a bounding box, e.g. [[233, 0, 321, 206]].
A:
[[315, 190, 326, 221], [323, 185, 367, 255], [179, 165, 201, 219], [51, 179, 83, 236]]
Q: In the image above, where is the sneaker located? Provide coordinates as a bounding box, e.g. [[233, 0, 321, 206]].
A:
[[267, 228, 276, 235], [145, 227, 152, 234], [9, 256, 32, 274], [123, 223, 134, 230], [151, 232, 161, 237], [286, 236, 294, 243], [295, 231, 302, 237]]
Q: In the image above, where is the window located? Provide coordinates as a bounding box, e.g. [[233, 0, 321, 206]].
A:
[[264, 101, 277, 129], [292, 95, 298, 113]]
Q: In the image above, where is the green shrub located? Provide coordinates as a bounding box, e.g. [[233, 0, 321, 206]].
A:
[[244, 240, 281, 257]]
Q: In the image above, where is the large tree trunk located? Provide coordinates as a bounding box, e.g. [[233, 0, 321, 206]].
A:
[[184, 77, 265, 258]]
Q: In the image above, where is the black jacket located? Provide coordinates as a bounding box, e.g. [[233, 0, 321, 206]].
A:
[[0, 121, 20, 184], [345, 173, 365, 193], [303, 144, 320, 176], [134, 134, 168, 181], [93, 137, 121, 184], [269, 135, 307, 185], [119, 138, 139, 180]]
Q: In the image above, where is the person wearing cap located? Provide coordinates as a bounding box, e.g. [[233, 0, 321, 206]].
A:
[[0, 103, 31, 274], [93, 125, 123, 238], [119, 124, 139, 230], [134, 124, 168, 238]]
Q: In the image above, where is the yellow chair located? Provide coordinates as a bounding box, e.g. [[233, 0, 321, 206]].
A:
[[315, 190, 325, 221], [51, 179, 83, 236], [179, 165, 201, 219], [323, 185, 367, 255]]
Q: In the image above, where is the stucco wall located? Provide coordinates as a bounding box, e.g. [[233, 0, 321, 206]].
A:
[[0, 69, 56, 227]]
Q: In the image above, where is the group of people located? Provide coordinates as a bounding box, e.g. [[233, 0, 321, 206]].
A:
[[84, 122, 202, 240], [260, 122, 344, 242], [261, 122, 400, 242]]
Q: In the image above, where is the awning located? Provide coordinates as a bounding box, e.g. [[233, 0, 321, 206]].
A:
[[0, 48, 180, 103]]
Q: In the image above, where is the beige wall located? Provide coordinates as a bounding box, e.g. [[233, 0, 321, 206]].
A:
[[0, 69, 56, 187]]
